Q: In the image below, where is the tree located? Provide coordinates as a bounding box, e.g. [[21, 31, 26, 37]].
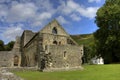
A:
[[0, 40, 5, 51], [82, 40, 96, 64], [5, 41, 15, 51], [94, 0, 120, 63]]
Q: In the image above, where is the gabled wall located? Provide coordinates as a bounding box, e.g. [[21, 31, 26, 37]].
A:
[[40, 20, 69, 36]]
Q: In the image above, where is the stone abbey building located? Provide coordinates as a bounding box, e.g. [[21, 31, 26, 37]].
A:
[[0, 19, 83, 71]]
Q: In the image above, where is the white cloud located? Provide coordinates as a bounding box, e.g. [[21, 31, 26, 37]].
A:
[[0, 0, 54, 27], [57, 16, 68, 24], [0, 0, 98, 25], [70, 14, 81, 21], [31, 12, 52, 27], [35, 0, 54, 12], [77, 7, 99, 19], [59, 0, 79, 15], [0, 0, 99, 24], [37, 12, 52, 21], [88, 0, 101, 3], [2, 25, 23, 41], [59, 0, 99, 19], [7, 3, 37, 22], [32, 21, 42, 27]]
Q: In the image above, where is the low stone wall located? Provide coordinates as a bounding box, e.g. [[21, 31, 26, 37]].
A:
[[43, 66, 84, 72], [2, 66, 84, 72], [2, 67, 38, 72], [0, 68, 24, 80]]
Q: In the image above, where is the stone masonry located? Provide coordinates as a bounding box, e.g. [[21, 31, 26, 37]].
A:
[[0, 19, 83, 71]]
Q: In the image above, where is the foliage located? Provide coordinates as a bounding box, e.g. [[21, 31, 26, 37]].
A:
[[5, 41, 15, 51], [0, 40, 5, 51], [94, 0, 120, 63], [0, 40, 15, 51], [83, 44, 96, 63], [71, 34, 96, 63], [14, 64, 120, 80]]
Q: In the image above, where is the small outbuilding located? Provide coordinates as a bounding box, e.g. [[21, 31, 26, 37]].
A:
[[91, 56, 104, 64]]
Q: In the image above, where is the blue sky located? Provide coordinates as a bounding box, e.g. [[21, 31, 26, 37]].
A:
[[0, 0, 105, 44]]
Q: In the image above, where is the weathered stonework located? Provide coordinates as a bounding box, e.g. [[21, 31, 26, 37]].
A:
[[0, 19, 83, 71], [0, 37, 21, 67], [0, 69, 23, 80]]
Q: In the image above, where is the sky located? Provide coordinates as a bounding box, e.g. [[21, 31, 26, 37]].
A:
[[0, 0, 105, 44]]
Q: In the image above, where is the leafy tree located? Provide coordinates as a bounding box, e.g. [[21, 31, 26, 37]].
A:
[[5, 41, 15, 51], [94, 0, 120, 63], [0, 40, 5, 51], [82, 43, 96, 64]]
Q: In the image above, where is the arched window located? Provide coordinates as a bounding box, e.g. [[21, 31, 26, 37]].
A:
[[52, 27, 57, 34], [53, 41, 57, 45]]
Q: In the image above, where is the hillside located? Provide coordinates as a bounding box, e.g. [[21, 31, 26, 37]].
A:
[[71, 34, 94, 46]]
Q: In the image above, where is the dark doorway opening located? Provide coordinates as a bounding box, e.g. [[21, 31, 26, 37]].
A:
[[14, 55, 19, 66], [53, 41, 58, 45], [40, 59, 45, 71]]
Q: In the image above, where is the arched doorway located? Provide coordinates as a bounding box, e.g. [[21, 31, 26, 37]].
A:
[[14, 55, 19, 66]]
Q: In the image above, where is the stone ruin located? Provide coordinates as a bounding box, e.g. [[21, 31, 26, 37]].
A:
[[0, 19, 84, 72]]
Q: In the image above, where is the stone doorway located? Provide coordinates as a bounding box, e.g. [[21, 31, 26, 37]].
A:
[[14, 55, 19, 66]]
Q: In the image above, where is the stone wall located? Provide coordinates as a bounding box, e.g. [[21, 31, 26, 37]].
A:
[[21, 30, 36, 47], [23, 34, 39, 67], [42, 33, 68, 46], [20, 31, 36, 66], [40, 20, 69, 36], [44, 45, 83, 69], [0, 51, 21, 67], [0, 51, 13, 67]]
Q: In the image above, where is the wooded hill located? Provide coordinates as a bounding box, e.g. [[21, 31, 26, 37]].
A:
[[71, 34, 95, 63], [71, 34, 94, 46]]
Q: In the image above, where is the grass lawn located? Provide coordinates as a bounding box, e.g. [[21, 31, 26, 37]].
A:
[[14, 64, 120, 80]]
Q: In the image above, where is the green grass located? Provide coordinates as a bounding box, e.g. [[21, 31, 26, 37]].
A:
[[14, 64, 120, 80]]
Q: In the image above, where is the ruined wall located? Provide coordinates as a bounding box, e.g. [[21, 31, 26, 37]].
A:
[[12, 36, 21, 67], [23, 34, 39, 67], [0, 51, 13, 67], [21, 30, 36, 47], [12, 51, 21, 67], [42, 33, 68, 46], [21, 30, 36, 66], [0, 36, 21, 67], [0, 19, 84, 70], [0, 51, 22, 67], [44, 45, 83, 69]]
